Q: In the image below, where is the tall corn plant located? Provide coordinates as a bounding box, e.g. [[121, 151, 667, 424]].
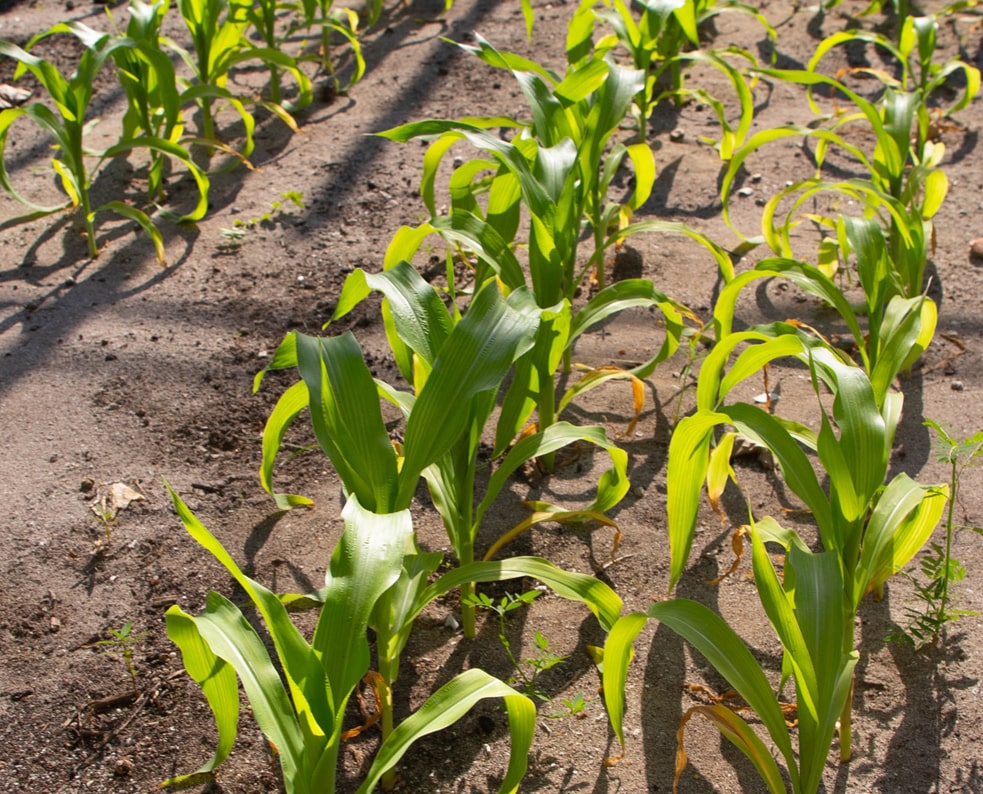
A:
[[0, 24, 207, 263], [379, 38, 723, 457], [258, 265, 629, 637], [164, 487, 564, 793], [601, 333, 947, 791], [247, 275, 626, 787]]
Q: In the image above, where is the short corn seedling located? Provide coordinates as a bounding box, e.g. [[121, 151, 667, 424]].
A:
[[0, 23, 208, 264], [675, 336, 944, 759], [593, 0, 771, 146], [165, 0, 311, 159], [602, 331, 947, 791], [296, 0, 365, 95], [722, 13, 978, 301]]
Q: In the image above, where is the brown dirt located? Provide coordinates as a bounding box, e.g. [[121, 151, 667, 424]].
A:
[[1, 0, 982, 792]]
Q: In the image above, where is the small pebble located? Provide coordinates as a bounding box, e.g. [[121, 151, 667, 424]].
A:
[[737, 187, 753, 198], [751, 173, 762, 183], [669, 129, 685, 142], [951, 381, 965, 391], [969, 238, 983, 262]]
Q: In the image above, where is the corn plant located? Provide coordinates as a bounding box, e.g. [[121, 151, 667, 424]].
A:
[[258, 263, 630, 639], [164, 0, 311, 157], [105, 0, 189, 206], [674, 339, 945, 751], [296, 0, 365, 95], [0, 24, 207, 263], [722, 14, 978, 301], [600, 333, 948, 790], [166, 486, 619, 792], [379, 38, 725, 457], [593, 0, 769, 145]]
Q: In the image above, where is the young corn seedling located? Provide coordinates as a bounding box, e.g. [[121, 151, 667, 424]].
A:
[[296, 0, 365, 95], [0, 23, 207, 264], [721, 14, 978, 301], [164, 0, 311, 160], [104, 0, 195, 207], [655, 334, 945, 771], [593, 0, 771, 146], [258, 263, 630, 639]]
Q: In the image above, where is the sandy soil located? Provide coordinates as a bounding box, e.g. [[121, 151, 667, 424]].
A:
[[1, 0, 982, 792]]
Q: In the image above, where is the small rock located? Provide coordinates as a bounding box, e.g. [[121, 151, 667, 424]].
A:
[[970, 238, 983, 262], [669, 129, 685, 142], [951, 380, 965, 391], [737, 187, 754, 198], [444, 613, 460, 631], [49, 616, 61, 633], [751, 173, 762, 183]]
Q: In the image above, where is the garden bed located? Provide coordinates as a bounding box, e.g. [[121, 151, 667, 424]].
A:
[[1, 0, 981, 791]]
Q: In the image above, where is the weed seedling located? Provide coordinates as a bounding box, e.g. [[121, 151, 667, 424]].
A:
[[464, 590, 569, 702], [97, 621, 148, 691], [894, 421, 983, 648]]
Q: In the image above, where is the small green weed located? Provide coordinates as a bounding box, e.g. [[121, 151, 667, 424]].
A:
[[894, 421, 983, 648], [97, 620, 148, 689], [463, 590, 569, 703]]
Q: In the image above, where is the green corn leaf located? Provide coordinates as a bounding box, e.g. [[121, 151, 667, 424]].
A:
[[475, 422, 629, 531], [859, 474, 948, 605], [162, 607, 239, 788], [599, 611, 647, 750], [295, 331, 399, 512], [312, 497, 414, 716], [681, 704, 787, 794], [724, 403, 835, 539], [666, 411, 721, 590], [259, 380, 315, 509], [782, 544, 855, 793], [422, 555, 623, 633], [397, 282, 540, 506], [569, 278, 689, 376], [166, 484, 334, 744], [96, 201, 165, 265], [610, 219, 735, 282], [356, 669, 536, 794], [178, 591, 311, 793]]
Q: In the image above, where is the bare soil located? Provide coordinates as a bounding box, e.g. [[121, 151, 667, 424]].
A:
[[1, 0, 982, 792]]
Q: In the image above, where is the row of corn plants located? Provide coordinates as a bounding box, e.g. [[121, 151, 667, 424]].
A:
[[0, 0, 371, 263], [161, 0, 978, 791]]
